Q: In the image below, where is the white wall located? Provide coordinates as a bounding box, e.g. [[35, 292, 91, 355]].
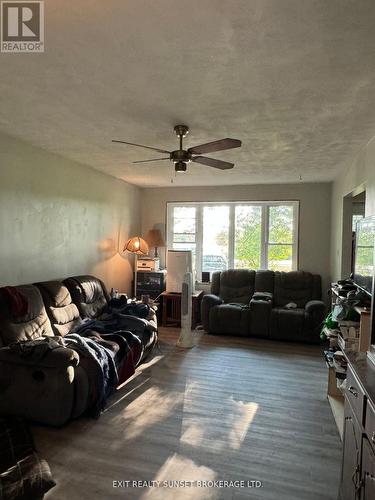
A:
[[330, 136, 375, 281], [140, 183, 332, 294], [0, 132, 140, 294]]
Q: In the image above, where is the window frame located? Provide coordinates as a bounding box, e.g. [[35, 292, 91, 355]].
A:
[[167, 200, 299, 277]]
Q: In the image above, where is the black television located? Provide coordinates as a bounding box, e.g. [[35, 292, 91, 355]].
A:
[[353, 215, 375, 296]]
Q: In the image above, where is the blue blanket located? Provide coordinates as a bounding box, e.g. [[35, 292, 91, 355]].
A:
[[64, 333, 118, 417]]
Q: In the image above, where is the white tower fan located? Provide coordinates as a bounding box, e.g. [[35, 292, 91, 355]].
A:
[[177, 272, 195, 348]]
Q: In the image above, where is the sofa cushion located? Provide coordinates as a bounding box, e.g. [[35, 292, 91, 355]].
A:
[[35, 281, 81, 336], [219, 269, 255, 304], [209, 304, 250, 336], [270, 307, 307, 341], [274, 271, 319, 308], [64, 276, 109, 319], [0, 285, 54, 347]]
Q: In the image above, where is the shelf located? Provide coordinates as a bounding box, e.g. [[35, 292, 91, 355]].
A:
[[354, 305, 371, 315], [327, 394, 344, 441]]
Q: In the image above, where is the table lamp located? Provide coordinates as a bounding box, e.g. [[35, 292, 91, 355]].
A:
[[145, 229, 165, 258]]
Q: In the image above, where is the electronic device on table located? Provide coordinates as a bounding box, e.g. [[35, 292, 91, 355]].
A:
[[137, 257, 160, 271]]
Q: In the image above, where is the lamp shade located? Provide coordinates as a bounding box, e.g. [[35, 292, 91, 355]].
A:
[[123, 236, 149, 256], [145, 229, 165, 248]]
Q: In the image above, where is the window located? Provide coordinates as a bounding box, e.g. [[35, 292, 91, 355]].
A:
[[352, 214, 364, 232], [202, 206, 229, 273], [167, 201, 299, 278], [267, 205, 295, 272], [235, 205, 262, 269]]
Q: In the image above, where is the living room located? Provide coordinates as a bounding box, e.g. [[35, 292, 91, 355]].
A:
[[1, 1, 375, 499]]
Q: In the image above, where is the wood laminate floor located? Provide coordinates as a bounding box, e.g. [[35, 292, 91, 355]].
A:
[[33, 329, 342, 500]]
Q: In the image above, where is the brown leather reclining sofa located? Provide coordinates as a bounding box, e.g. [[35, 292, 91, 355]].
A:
[[201, 269, 326, 343], [0, 276, 157, 426]]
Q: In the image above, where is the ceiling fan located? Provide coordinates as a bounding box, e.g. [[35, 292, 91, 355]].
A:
[[112, 125, 241, 172]]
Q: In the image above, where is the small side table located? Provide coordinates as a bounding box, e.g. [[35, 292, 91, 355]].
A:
[[161, 290, 203, 329]]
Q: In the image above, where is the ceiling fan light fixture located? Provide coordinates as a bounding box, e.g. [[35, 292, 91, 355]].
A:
[[175, 161, 187, 173], [112, 125, 241, 172]]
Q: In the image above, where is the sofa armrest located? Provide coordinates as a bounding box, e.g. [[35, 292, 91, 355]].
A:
[[305, 300, 326, 314], [201, 294, 223, 332], [305, 300, 326, 329], [0, 346, 81, 426], [249, 297, 273, 337], [0, 346, 80, 369]]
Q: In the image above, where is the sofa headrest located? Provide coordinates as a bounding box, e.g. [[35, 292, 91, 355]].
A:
[[64, 275, 109, 319], [81, 278, 106, 303], [35, 281, 72, 307], [219, 269, 256, 304], [274, 271, 321, 307], [277, 271, 313, 290], [35, 281, 81, 336], [254, 270, 275, 292], [0, 285, 54, 346]]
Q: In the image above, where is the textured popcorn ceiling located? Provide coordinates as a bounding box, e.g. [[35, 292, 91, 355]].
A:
[[1, 0, 375, 187]]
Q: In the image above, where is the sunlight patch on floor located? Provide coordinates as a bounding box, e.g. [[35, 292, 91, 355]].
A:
[[140, 453, 217, 500], [229, 399, 259, 449], [105, 376, 152, 411], [182, 381, 259, 451], [111, 386, 184, 440]]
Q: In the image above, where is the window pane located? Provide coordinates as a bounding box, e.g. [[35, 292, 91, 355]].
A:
[[355, 247, 373, 275], [171, 206, 197, 269], [234, 205, 262, 269], [268, 244, 293, 271], [352, 214, 364, 232], [174, 207, 196, 219], [269, 206, 294, 244], [173, 206, 196, 245], [202, 206, 229, 272], [172, 242, 196, 252], [357, 219, 373, 247], [356, 219, 374, 275], [173, 233, 195, 243], [173, 217, 195, 235]]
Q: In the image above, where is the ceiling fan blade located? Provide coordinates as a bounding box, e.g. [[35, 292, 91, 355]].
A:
[[192, 156, 234, 170], [112, 140, 170, 154], [133, 157, 170, 164], [188, 138, 241, 155]]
